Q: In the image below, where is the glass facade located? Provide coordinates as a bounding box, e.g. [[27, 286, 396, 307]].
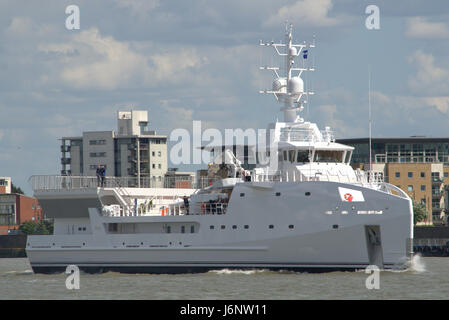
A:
[[338, 138, 449, 164]]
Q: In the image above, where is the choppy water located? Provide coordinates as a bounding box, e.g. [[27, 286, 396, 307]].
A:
[[0, 256, 447, 300]]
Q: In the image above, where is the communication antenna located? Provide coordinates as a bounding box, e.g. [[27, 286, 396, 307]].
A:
[[259, 23, 315, 123], [368, 66, 372, 175]]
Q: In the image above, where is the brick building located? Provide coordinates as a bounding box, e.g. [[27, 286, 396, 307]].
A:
[[0, 188, 43, 235]]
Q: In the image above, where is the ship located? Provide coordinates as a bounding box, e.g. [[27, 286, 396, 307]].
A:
[[26, 24, 413, 274]]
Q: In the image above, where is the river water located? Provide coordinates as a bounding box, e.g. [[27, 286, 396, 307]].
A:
[[0, 255, 447, 300]]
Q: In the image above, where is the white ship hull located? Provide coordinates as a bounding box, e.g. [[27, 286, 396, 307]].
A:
[[27, 181, 413, 273]]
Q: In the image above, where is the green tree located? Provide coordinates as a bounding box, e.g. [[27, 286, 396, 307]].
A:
[[11, 183, 24, 195], [413, 200, 428, 225], [18, 220, 54, 235]]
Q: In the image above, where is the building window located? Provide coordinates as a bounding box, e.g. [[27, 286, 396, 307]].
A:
[[395, 172, 400, 178], [152, 164, 155, 169], [421, 172, 425, 178], [152, 152, 155, 156], [421, 185, 426, 191], [158, 151, 161, 157], [89, 140, 106, 145], [90, 152, 106, 158], [445, 172, 449, 178], [158, 164, 161, 169], [408, 185, 413, 192], [408, 172, 413, 178]]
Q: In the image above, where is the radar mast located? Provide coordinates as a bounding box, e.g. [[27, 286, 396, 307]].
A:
[[259, 24, 315, 123]]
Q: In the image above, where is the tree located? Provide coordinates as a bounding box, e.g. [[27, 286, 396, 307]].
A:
[[413, 200, 428, 225], [18, 220, 53, 235], [11, 183, 24, 195]]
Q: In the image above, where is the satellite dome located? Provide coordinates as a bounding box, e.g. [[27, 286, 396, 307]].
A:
[[288, 77, 304, 97], [289, 47, 297, 57], [272, 78, 287, 93]]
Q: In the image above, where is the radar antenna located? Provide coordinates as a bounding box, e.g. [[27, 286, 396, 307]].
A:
[[259, 23, 315, 123]]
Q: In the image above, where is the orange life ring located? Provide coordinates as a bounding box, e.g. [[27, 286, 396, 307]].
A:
[[344, 193, 353, 202]]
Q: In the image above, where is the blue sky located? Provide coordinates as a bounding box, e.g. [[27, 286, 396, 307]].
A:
[[1, 0, 449, 195]]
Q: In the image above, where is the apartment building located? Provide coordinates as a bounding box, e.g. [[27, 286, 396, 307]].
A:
[[60, 110, 168, 187], [0, 177, 11, 194], [338, 137, 449, 225]]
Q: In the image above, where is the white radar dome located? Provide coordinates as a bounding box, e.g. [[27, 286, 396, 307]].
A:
[[289, 47, 297, 57], [272, 78, 287, 93], [288, 77, 304, 97]]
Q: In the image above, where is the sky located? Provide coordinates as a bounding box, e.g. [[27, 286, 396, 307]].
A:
[[1, 0, 449, 195]]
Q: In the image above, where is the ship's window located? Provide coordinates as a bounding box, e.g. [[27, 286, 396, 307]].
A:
[[210, 225, 214, 229], [283, 150, 288, 161], [344, 151, 352, 164], [240, 193, 245, 197], [167, 226, 171, 233], [333, 224, 339, 229], [109, 223, 118, 232], [288, 225, 294, 229], [288, 150, 296, 163], [244, 225, 249, 229], [275, 192, 281, 196], [221, 225, 226, 229], [232, 225, 237, 229], [305, 192, 311, 196], [269, 225, 274, 229], [181, 226, 185, 233], [297, 150, 310, 163], [190, 225, 195, 233], [314, 150, 343, 163]]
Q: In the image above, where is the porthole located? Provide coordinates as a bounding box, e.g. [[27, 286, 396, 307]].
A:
[[210, 225, 214, 230], [240, 193, 245, 197], [305, 192, 311, 196], [288, 225, 294, 229], [275, 192, 281, 196], [269, 225, 274, 229], [232, 225, 237, 229], [244, 225, 249, 229]]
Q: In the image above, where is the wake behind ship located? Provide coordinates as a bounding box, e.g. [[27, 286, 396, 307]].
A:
[[26, 25, 413, 274]]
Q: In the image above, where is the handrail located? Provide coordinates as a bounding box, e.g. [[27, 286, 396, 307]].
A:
[[29, 175, 218, 192]]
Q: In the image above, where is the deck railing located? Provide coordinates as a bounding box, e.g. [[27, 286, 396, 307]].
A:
[[29, 175, 219, 192]]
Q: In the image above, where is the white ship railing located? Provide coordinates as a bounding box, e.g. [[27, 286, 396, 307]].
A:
[[29, 175, 218, 192]]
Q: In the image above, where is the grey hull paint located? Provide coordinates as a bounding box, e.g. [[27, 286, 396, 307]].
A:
[[28, 181, 413, 274]]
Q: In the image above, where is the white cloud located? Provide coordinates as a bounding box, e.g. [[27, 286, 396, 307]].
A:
[[264, 0, 344, 28], [405, 17, 449, 39], [38, 28, 204, 90], [407, 50, 449, 95], [4, 17, 33, 36]]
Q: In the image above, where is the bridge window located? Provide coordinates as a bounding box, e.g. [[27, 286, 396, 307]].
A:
[[288, 150, 296, 163], [296, 150, 310, 163], [314, 150, 343, 163]]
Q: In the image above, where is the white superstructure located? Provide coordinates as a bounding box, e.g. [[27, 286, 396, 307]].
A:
[[26, 25, 413, 274]]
